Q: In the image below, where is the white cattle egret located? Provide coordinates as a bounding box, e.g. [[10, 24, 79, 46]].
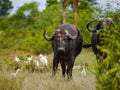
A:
[[11, 69, 20, 77], [27, 55, 33, 64], [34, 60, 40, 67], [81, 65, 86, 77], [27, 55, 32, 61], [15, 56, 20, 62], [39, 54, 48, 66]]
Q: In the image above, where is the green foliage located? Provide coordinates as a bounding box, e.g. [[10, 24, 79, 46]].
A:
[[9, 1, 62, 30], [0, 29, 18, 49], [0, 29, 53, 54], [0, 0, 13, 16], [10, 1, 39, 20], [1, 0, 119, 55], [79, 0, 93, 10], [77, 9, 93, 43], [40, 4, 62, 28], [95, 29, 120, 90], [0, 2, 62, 54], [9, 2, 40, 30], [46, 0, 59, 7], [105, 9, 120, 29], [0, 0, 94, 54], [0, 16, 10, 30]]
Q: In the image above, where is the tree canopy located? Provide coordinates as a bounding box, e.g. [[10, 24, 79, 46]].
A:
[[0, 0, 13, 16]]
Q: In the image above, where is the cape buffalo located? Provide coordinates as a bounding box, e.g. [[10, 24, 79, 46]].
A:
[[86, 17, 115, 61], [43, 23, 83, 79]]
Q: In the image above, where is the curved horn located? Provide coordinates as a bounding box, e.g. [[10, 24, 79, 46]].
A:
[[43, 29, 52, 41], [86, 20, 96, 32], [65, 30, 78, 39]]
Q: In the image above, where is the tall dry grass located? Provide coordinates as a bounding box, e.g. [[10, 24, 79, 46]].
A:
[[0, 49, 97, 90]]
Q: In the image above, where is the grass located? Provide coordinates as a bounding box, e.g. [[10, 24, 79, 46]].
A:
[[22, 71, 96, 90], [0, 71, 96, 90], [0, 48, 97, 90]]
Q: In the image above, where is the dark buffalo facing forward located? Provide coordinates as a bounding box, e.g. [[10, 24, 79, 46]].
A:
[[86, 17, 115, 61], [43, 23, 83, 79]]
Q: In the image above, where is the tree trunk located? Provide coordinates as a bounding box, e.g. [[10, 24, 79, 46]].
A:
[[62, 0, 67, 24], [73, 0, 78, 26]]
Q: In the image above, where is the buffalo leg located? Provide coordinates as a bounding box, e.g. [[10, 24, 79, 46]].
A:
[[53, 57, 59, 76], [60, 62, 66, 78], [67, 60, 74, 80]]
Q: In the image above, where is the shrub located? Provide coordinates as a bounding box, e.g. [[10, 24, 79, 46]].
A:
[[95, 28, 120, 90]]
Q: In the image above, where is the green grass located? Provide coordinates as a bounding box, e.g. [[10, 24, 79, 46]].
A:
[[0, 48, 97, 90]]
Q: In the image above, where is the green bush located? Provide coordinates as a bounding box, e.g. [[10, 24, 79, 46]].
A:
[[95, 28, 120, 90], [0, 28, 52, 54]]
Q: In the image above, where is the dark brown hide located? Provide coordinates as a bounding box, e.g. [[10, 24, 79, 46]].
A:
[[43, 23, 83, 79], [86, 17, 115, 61]]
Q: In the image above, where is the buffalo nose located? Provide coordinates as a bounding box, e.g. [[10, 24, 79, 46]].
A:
[[58, 47, 64, 50], [57, 47, 65, 52]]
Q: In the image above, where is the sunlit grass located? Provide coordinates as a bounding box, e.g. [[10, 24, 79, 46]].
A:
[[0, 70, 96, 90], [0, 48, 97, 90]]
